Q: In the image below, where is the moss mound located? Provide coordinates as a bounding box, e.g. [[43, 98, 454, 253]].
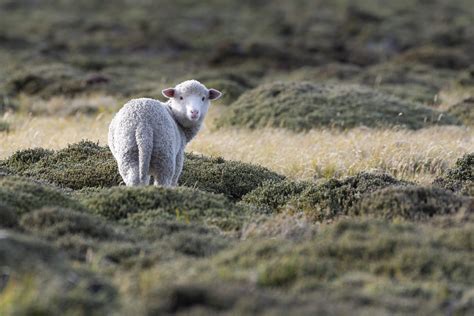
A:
[[77, 186, 251, 231], [5, 64, 109, 98], [434, 153, 473, 195], [0, 231, 117, 315], [217, 82, 459, 131], [351, 186, 471, 220], [180, 153, 285, 200], [0, 175, 84, 219], [447, 98, 474, 127], [2, 142, 284, 196], [1, 141, 121, 189], [356, 62, 455, 104], [1, 147, 54, 172], [20, 207, 120, 240], [292, 172, 407, 221], [241, 179, 313, 212], [212, 219, 474, 293]]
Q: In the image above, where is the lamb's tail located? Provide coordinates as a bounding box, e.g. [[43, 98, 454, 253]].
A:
[[136, 125, 153, 185]]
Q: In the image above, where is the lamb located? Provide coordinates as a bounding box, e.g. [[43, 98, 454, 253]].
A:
[[108, 80, 222, 187]]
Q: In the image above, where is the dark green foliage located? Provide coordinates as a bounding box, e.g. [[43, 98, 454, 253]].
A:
[[292, 172, 408, 221], [351, 186, 471, 220], [5, 64, 110, 99], [2, 142, 285, 198], [0, 202, 19, 228], [180, 153, 285, 200], [0, 231, 117, 315], [76, 185, 250, 230], [1, 147, 53, 172], [434, 153, 473, 195], [20, 207, 121, 240], [447, 98, 474, 127], [0, 175, 84, 218], [217, 82, 459, 131], [2, 141, 122, 189], [356, 62, 456, 104], [241, 179, 313, 212], [213, 218, 474, 296]]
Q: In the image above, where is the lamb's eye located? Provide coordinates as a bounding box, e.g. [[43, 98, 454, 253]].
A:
[[180, 96, 183, 100], [202, 97, 205, 101]]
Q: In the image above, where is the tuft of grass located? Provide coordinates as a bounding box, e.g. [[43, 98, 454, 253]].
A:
[[216, 82, 460, 131]]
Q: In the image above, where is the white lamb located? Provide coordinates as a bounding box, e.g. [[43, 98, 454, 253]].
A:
[[108, 80, 222, 187]]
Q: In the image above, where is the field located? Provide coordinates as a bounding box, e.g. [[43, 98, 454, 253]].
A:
[[0, 0, 473, 315]]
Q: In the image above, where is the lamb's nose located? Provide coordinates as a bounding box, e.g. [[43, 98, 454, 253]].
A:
[[191, 110, 199, 115]]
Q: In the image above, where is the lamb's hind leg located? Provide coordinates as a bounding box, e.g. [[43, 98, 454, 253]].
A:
[[118, 149, 142, 186], [171, 151, 184, 187], [150, 154, 175, 187]]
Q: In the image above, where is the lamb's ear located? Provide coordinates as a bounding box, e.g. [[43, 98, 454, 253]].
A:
[[162, 88, 175, 98], [208, 89, 222, 100]]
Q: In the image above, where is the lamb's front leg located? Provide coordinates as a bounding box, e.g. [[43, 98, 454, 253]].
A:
[[171, 151, 184, 187]]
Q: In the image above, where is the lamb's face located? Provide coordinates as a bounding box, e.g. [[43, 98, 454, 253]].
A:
[[162, 80, 221, 124]]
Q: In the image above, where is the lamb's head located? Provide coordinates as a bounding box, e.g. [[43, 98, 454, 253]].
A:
[[162, 80, 221, 124]]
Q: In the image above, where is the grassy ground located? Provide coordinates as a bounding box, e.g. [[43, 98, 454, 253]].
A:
[[1, 0, 474, 315], [2, 108, 472, 183]]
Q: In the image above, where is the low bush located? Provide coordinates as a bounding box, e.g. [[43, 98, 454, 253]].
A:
[[434, 153, 473, 196], [0, 176, 84, 219], [76, 186, 252, 231], [180, 153, 285, 200], [216, 82, 459, 131], [447, 97, 474, 127], [351, 186, 471, 220], [241, 179, 313, 212], [291, 172, 407, 221], [20, 207, 121, 240]]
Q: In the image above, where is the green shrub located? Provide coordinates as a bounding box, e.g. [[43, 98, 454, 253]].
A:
[[20, 207, 121, 240], [0, 201, 19, 228], [355, 62, 455, 105], [2, 142, 284, 196], [1, 147, 53, 173], [76, 185, 251, 231], [0, 231, 117, 315], [241, 179, 313, 212], [292, 172, 407, 221], [213, 219, 474, 291], [5, 63, 109, 98], [434, 153, 473, 195], [2, 141, 122, 189], [447, 98, 474, 127], [216, 82, 459, 131], [180, 153, 285, 200], [0, 176, 85, 219], [351, 186, 471, 220]]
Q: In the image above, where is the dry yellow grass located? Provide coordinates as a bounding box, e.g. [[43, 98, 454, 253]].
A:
[[1, 99, 473, 183]]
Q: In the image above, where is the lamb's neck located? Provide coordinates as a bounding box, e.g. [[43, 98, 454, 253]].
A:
[[177, 122, 201, 143], [166, 102, 202, 143]]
